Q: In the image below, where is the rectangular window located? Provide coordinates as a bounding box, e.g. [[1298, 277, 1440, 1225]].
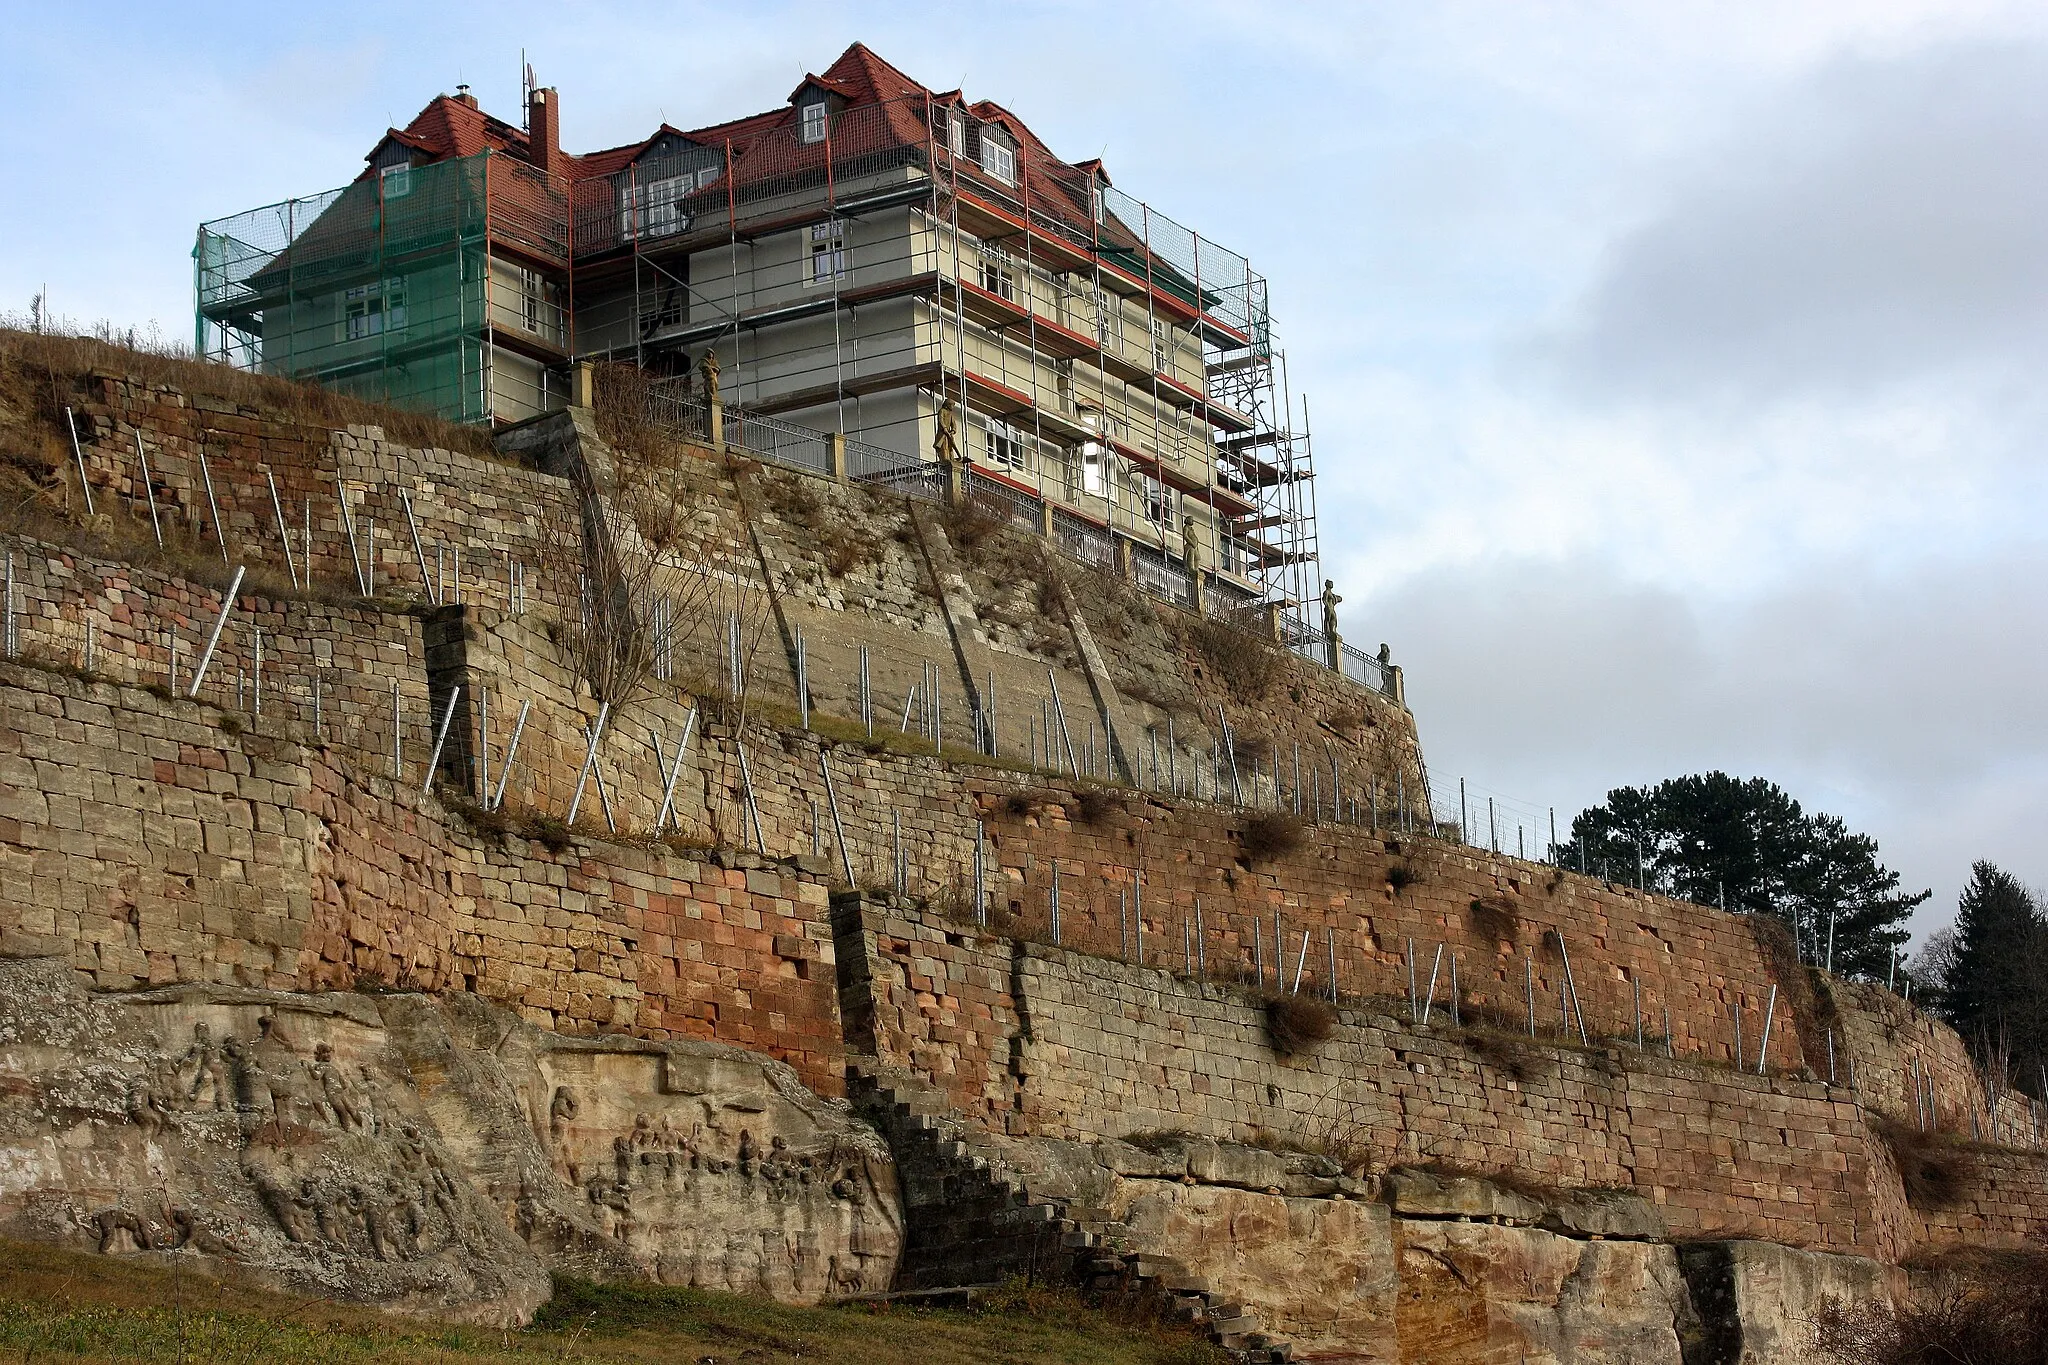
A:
[[981, 136, 1016, 185], [381, 162, 412, 200], [342, 279, 406, 341], [1151, 317, 1171, 374], [800, 102, 827, 145], [976, 242, 1014, 301], [1094, 291, 1124, 352], [949, 115, 966, 156], [1133, 470, 1169, 525], [809, 220, 846, 285], [621, 174, 691, 240], [982, 418, 1028, 472]]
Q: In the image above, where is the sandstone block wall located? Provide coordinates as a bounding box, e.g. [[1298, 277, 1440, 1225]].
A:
[[841, 895, 1880, 1254], [64, 374, 575, 613], [976, 790, 1813, 1074], [0, 664, 845, 1093]]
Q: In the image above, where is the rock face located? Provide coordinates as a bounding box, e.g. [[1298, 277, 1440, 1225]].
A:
[[1676, 1240, 1896, 1364], [1395, 1220, 1694, 1364], [0, 956, 901, 1321]]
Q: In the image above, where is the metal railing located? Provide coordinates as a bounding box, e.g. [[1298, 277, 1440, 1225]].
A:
[[1131, 543, 1193, 607]]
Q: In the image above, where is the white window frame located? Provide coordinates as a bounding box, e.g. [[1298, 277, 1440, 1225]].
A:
[[342, 279, 406, 341], [380, 162, 412, 200], [1094, 291, 1124, 352], [1151, 317, 1172, 374], [807, 219, 847, 287], [981, 135, 1016, 185], [949, 115, 966, 157], [621, 173, 692, 241], [977, 241, 1015, 301], [800, 101, 828, 145], [982, 417, 1028, 472]]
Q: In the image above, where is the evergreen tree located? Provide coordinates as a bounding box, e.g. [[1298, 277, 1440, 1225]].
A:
[[1938, 862, 2048, 1093], [1557, 772, 1925, 977]]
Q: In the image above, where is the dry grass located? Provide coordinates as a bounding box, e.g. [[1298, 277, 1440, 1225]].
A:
[[1871, 1117, 1973, 1211], [1185, 610, 1283, 702], [0, 324, 495, 460], [1240, 812, 1305, 865], [0, 1237, 1223, 1365], [1468, 896, 1521, 946], [1264, 994, 1338, 1053], [1386, 861, 1420, 893]]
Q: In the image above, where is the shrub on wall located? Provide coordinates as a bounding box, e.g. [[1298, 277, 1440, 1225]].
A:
[[1241, 813, 1305, 864], [1265, 994, 1337, 1053]]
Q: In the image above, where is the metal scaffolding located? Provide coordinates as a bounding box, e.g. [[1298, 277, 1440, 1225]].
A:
[[195, 93, 1321, 611]]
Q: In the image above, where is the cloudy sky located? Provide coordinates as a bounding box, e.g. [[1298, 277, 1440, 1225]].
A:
[[4, 1, 2042, 939]]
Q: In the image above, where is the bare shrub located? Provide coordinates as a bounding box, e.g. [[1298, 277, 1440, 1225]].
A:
[[1469, 896, 1521, 945], [1816, 1250, 2048, 1365], [1188, 607, 1283, 702], [1241, 812, 1305, 864], [541, 368, 756, 709], [939, 491, 1007, 554], [1387, 862, 1420, 893], [1265, 994, 1337, 1053], [1872, 1118, 1971, 1211], [1073, 787, 1118, 826]]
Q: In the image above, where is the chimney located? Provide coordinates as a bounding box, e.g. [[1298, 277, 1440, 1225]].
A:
[[454, 83, 477, 109], [530, 87, 561, 179]]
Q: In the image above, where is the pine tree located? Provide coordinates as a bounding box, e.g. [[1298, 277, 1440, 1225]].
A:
[[1938, 862, 2048, 1093], [1558, 772, 1925, 976]]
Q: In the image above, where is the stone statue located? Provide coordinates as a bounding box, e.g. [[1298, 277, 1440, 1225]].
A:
[[1377, 642, 1391, 668], [125, 1078, 170, 1138], [933, 397, 961, 468], [1320, 580, 1343, 670], [699, 348, 721, 404], [181, 1022, 231, 1111], [1181, 516, 1203, 575], [312, 1043, 364, 1131]]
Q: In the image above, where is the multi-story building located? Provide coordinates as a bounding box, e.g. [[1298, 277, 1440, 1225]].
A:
[[196, 43, 1320, 608]]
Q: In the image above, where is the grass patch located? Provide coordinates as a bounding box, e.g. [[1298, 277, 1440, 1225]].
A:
[[1184, 610, 1282, 702], [1872, 1117, 1973, 1211], [1240, 812, 1305, 865], [1468, 896, 1520, 945], [0, 1239, 1224, 1365], [1264, 993, 1337, 1053]]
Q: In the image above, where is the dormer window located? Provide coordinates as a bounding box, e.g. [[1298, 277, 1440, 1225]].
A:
[[949, 115, 966, 157], [981, 133, 1016, 185], [381, 161, 412, 200], [800, 101, 828, 145]]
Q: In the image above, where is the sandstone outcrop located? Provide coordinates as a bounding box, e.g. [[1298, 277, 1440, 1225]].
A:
[[0, 955, 901, 1321]]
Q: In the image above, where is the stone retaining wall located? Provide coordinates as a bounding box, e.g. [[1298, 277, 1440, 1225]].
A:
[[0, 663, 845, 1093]]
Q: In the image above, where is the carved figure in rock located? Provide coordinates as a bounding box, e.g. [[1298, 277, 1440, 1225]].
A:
[[252, 1167, 312, 1244], [223, 1036, 274, 1118], [548, 1086, 581, 1182], [312, 1044, 365, 1130], [180, 1022, 232, 1110], [737, 1129, 757, 1177], [92, 1207, 155, 1254], [302, 1176, 348, 1247], [125, 1077, 171, 1137], [352, 1184, 399, 1262], [613, 1134, 634, 1187]]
